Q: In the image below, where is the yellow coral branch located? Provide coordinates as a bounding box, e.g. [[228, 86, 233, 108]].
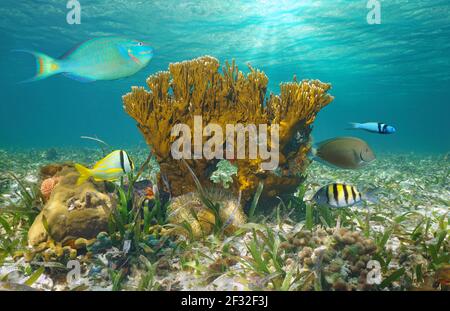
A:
[[122, 56, 333, 203]]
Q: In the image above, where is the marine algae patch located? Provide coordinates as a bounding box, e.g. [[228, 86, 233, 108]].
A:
[[123, 56, 333, 203]]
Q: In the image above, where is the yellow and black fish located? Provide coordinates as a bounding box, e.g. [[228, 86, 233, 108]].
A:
[[313, 183, 378, 208], [74, 150, 134, 185]]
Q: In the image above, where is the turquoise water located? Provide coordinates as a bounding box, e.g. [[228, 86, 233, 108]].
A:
[[0, 1, 449, 153]]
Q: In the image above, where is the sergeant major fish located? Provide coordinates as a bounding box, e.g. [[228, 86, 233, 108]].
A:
[[313, 183, 378, 208], [349, 122, 396, 134], [75, 150, 134, 185], [15, 37, 154, 83], [311, 137, 376, 169]]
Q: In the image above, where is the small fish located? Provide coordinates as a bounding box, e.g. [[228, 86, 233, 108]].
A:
[[15, 37, 154, 83], [75, 150, 134, 185], [313, 183, 378, 208], [311, 137, 376, 169], [349, 122, 396, 134]]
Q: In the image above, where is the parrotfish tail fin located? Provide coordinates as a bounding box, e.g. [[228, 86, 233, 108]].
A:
[[13, 50, 61, 83], [363, 188, 380, 204], [74, 163, 91, 186], [347, 122, 360, 130]]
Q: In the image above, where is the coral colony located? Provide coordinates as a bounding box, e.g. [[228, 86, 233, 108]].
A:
[[123, 56, 333, 202]]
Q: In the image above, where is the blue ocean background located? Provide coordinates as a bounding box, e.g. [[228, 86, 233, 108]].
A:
[[0, 0, 449, 154]]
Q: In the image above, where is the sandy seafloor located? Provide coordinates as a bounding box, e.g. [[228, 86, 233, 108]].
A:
[[0, 148, 448, 291]]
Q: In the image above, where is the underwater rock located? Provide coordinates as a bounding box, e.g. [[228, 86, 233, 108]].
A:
[[123, 56, 333, 203], [167, 189, 246, 239], [28, 166, 114, 246], [39, 163, 68, 179]]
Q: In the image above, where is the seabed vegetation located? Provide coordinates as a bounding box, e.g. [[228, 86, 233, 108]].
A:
[[0, 57, 448, 291], [0, 148, 448, 291]]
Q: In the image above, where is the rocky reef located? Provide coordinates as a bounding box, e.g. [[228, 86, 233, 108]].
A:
[[28, 165, 114, 246], [123, 56, 333, 203]]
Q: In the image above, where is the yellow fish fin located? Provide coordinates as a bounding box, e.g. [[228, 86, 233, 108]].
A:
[[92, 151, 119, 170], [93, 177, 118, 182], [74, 163, 92, 186], [103, 168, 123, 174], [92, 168, 124, 182]]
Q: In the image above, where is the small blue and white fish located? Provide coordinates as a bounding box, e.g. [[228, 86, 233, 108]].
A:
[[349, 122, 396, 134], [313, 183, 378, 208], [75, 150, 134, 185], [16, 37, 154, 83]]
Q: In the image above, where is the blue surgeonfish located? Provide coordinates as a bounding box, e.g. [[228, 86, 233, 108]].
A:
[[15, 37, 154, 83], [75, 150, 134, 185], [313, 183, 378, 208], [349, 122, 396, 134]]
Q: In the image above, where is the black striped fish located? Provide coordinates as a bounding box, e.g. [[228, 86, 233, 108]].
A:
[[349, 122, 396, 134], [75, 150, 134, 185], [313, 183, 377, 208]]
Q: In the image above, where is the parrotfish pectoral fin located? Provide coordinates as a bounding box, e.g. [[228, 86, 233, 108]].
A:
[[117, 45, 141, 65], [74, 163, 92, 186], [13, 50, 61, 83]]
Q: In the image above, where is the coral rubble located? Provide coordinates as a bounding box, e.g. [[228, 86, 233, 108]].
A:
[[284, 227, 378, 291], [123, 56, 333, 202]]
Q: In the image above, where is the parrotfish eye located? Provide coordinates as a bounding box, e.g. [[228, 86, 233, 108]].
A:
[[138, 42, 143, 46]]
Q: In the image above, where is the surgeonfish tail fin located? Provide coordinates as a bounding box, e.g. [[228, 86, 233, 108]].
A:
[[346, 122, 360, 130], [13, 50, 61, 83], [74, 163, 91, 186], [363, 188, 380, 204]]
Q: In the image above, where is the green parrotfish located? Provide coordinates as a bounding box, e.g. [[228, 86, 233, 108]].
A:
[[16, 37, 154, 83]]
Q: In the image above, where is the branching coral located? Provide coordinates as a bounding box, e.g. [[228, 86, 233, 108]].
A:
[[123, 56, 333, 203]]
